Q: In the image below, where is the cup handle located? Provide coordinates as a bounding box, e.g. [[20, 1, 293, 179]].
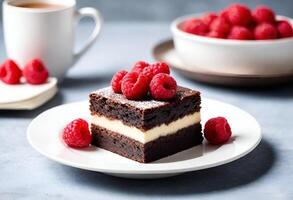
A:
[[73, 7, 102, 63]]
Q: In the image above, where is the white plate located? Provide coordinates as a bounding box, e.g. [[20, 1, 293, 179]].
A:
[[0, 77, 57, 103], [27, 98, 261, 179], [0, 77, 58, 110], [0, 87, 58, 110]]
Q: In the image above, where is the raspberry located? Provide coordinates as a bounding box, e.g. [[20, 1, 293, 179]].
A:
[[121, 72, 149, 100], [248, 19, 257, 30], [111, 70, 128, 93], [219, 9, 229, 21], [254, 23, 278, 40], [149, 73, 177, 101], [142, 62, 170, 81], [228, 26, 254, 40], [0, 59, 22, 84], [23, 59, 49, 84], [131, 61, 149, 74], [206, 31, 226, 39], [277, 20, 293, 38], [181, 18, 209, 35], [0, 63, 6, 78], [62, 118, 92, 148], [204, 117, 232, 145], [202, 13, 218, 26], [226, 3, 253, 26], [210, 17, 231, 35], [252, 5, 275, 24]]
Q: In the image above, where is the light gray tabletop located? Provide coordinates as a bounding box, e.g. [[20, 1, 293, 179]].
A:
[[0, 22, 292, 200]]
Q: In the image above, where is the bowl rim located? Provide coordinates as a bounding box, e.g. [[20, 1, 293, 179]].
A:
[[171, 13, 293, 45]]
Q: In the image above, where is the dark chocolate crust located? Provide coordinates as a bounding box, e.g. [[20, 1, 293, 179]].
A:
[[89, 86, 201, 131], [91, 124, 203, 163]]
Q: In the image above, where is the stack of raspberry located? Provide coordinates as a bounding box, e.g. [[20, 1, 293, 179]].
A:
[[181, 3, 293, 40], [111, 61, 177, 101], [0, 59, 49, 85]]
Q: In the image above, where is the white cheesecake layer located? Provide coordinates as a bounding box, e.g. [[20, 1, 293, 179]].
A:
[[91, 112, 201, 144]]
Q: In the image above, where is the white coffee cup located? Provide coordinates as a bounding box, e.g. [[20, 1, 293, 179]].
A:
[[3, 0, 102, 79]]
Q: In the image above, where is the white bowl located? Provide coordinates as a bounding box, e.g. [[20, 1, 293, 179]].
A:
[[171, 14, 293, 75]]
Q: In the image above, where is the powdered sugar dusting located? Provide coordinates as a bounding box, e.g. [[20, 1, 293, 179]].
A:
[[92, 87, 167, 109]]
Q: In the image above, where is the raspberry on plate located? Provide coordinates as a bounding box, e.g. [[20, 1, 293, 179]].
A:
[[181, 18, 209, 35], [149, 73, 177, 101], [142, 62, 170, 81], [210, 17, 231, 35], [131, 61, 149, 74], [0, 65, 5, 78], [62, 118, 92, 148], [121, 72, 149, 100], [226, 3, 253, 26], [204, 117, 232, 145], [202, 12, 218, 26], [0, 59, 22, 85], [252, 5, 275, 24], [228, 26, 254, 40], [277, 20, 293, 38], [111, 70, 128, 93], [23, 59, 49, 85], [254, 23, 278, 40]]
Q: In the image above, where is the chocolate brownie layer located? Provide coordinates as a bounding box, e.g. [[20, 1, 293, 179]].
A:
[[90, 86, 201, 130], [91, 123, 203, 163]]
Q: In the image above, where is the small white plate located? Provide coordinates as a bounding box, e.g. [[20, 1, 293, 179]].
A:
[[27, 98, 261, 179], [0, 77, 57, 103], [0, 77, 58, 110]]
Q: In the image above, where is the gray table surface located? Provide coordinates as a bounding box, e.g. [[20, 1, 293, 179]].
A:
[[0, 22, 293, 200]]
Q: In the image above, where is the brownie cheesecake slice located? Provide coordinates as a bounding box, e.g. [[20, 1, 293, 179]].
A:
[[89, 86, 203, 163]]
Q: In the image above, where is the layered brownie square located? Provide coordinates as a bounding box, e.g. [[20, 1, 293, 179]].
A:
[[89, 86, 202, 163]]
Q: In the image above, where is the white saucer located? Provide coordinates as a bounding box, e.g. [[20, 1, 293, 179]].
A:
[[0, 77, 58, 110], [27, 98, 261, 179]]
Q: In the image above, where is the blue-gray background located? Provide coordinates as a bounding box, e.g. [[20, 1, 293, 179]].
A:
[[1, 1, 293, 200], [1, 0, 293, 21]]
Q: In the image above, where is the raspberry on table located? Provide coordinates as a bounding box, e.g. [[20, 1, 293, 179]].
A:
[[0, 64, 6, 80], [226, 3, 253, 26], [111, 70, 128, 93], [149, 73, 177, 101], [131, 61, 149, 74], [0, 59, 22, 85], [23, 59, 49, 85], [252, 5, 275, 24], [228, 26, 254, 40], [210, 17, 231, 35], [202, 12, 218, 26], [142, 62, 170, 81], [277, 20, 293, 38], [204, 117, 232, 145], [121, 72, 149, 100], [181, 18, 209, 35], [62, 118, 92, 148], [254, 23, 278, 40]]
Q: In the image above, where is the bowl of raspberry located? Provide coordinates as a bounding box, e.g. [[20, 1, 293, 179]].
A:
[[171, 3, 293, 75]]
